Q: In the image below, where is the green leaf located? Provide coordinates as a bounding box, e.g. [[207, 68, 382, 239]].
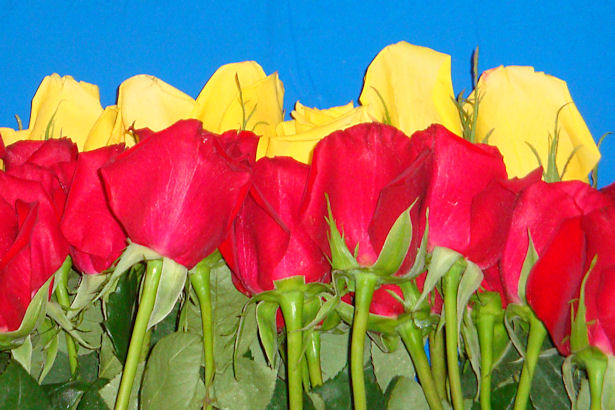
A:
[[319, 330, 350, 382], [141, 332, 205, 410], [0, 361, 52, 409], [43, 380, 90, 409], [370, 340, 415, 392], [370, 205, 413, 276], [214, 357, 277, 409], [311, 362, 385, 409], [147, 257, 187, 328], [98, 361, 145, 410], [385, 376, 429, 410], [103, 265, 139, 364], [530, 349, 570, 409], [150, 302, 180, 346], [98, 334, 121, 380], [76, 378, 110, 410], [265, 377, 319, 410], [76, 298, 105, 350], [208, 262, 255, 373], [490, 381, 517, 410]]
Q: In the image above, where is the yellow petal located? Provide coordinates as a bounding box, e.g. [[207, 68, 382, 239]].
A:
[[261, 102, 370, 163], [360, 41, 461, 136], [28, 74, 104, 150], [473, 66, 600, 181], [0, 128, 30, 146], [83, 105, 126, 151], [192, 61, 284, 136], [117, 75, 196, 132]]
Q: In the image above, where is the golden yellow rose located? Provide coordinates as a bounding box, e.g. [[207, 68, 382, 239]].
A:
[[192, 61, 284, 137], [259, 101, 370, 163], [85, 75, 197, 150], [360, 41, 461, 137], [1, 74, 103, 151], [471, 66, 600, 181]]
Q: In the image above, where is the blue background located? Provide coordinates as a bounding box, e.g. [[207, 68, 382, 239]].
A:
[[1, 1, 614, 185]]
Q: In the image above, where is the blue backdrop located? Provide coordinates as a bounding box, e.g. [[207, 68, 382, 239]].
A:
[[1, 1, 614, 185]]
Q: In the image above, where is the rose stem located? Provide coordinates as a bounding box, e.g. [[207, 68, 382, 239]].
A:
[[54, 256, 78, 378], [477, 309, 495, 410], [279, 290, 305, 410], [443, 260, 465, 410], [115, 259, 163, 410], [190, 254, 219, 407], [305, 330, 323, 387], [350, 273, 378, 410], [398, 320, 444, 410], [582, 352, 607, 410], [430, 327, 448, 401], [513, 313, 546, 410]]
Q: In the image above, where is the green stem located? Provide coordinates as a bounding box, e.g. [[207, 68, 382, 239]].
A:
[[350, 273, 378, 410], [279, 290, 305, 410], [477, 312, 495, 410], [577, 349, 607, 410], [587, 361, 606, 410], [115, 260, 163, 410], [513, 313, 547, 410], [398, 321, 443, 410], [305, 330, 323, 387], [443, 262, 465, 410], [189, 261, 215, 392], [430, 328, 447, 401], [54, 257, 78, 378]]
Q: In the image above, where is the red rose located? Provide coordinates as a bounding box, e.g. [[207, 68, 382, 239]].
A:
[[1, 138, 78, 217], [0, 173, 68, 332], [526, 203, 615, 356], [301, 122, 427, 271], [100, 120, 254, 269], [61, 145, 127, 274], [501, 179, 612, 305], [220, 156, 330, 295], [408, 124, 511, 269]]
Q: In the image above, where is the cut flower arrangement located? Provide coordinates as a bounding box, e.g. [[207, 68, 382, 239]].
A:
[[0, 41, 613, 410]]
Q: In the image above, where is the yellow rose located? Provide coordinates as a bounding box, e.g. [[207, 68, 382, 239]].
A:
[[260, 102, 370, 163], [472, 66, 600, 181], [360, 41, 461, 136], [1, 74, 103, 151], [192, 61, 284, 137], [83, 105, 123, 150]]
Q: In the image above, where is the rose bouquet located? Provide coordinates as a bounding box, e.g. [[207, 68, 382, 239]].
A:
[[0, 41, 612, 410]]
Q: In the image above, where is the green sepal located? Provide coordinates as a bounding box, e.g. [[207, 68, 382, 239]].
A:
[[570, 256, 596, 353], [405, 221, 428, 280], [67, 273, 108, 320], [457, 260, 483, 336], [326, 195, 360, 271], [414, 246, 462, 310], [256, 301, 280, 367], [503, 303, 533, 356], [461, 308, 481, 399], [370, 204, 413, 276], [11, 335, 32, 373], [45, 302, 98, 349], [517, 233, 538, 304], [98, 241, 162, 302], [147, 256, 187, 328], [0, 275, 54, 350]]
